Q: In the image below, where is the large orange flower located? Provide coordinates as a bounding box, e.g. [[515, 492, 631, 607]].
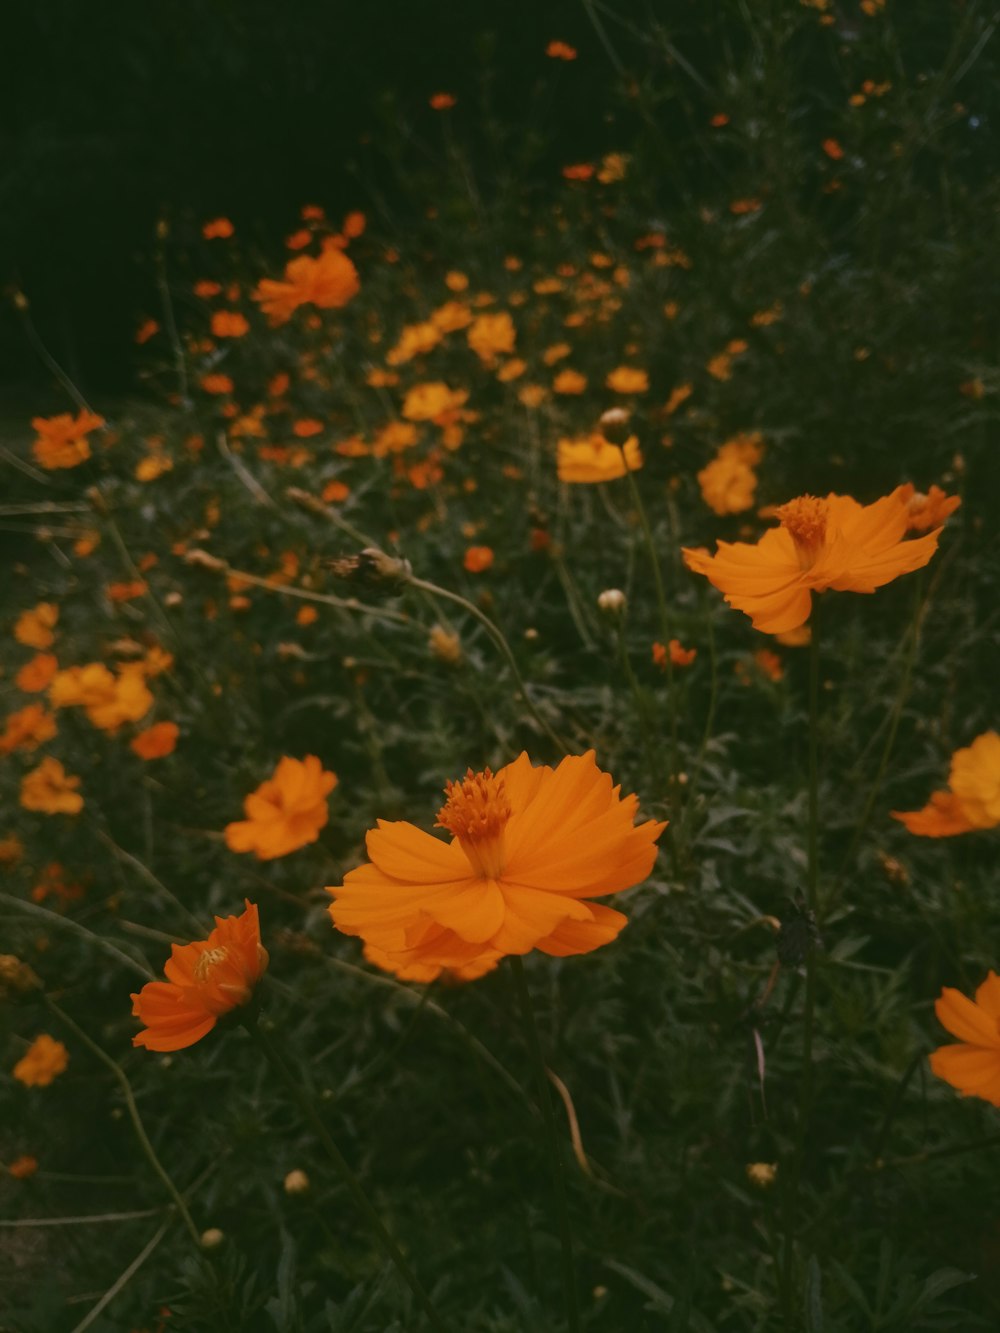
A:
[[131, 901, 269, 1052], [892, 731, 1000, 837], [224, 755, 337, 859], [682, 485, 943, 634], [929, 972, 1000, 1107], [253, 248, 360, 325], [328, 751, 666, 975]]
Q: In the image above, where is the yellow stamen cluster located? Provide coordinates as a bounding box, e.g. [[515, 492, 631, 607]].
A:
[[194, 946, 230, 982], [776, 495, 828, 567]]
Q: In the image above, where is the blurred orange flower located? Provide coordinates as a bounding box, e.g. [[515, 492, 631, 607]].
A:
[[14, 604, 58, 650], [553, 369, 587, 395], [698, 434, 764, 515], [892, 732, 1000, 837], [254, 249, 360, 325], [328, 751, 666, 974], [929, 972, 1000, 1106], [20, 758, 83, 815], [606, 366, 649, 394], [211, 310, 250, 338], [467, 311, 516, 364], [200, 373, 235, 395], [131, 722, 179, 760], [31, 411, 104, 470], [50, 663, 153, 731], [429, 92, 457, 109], [15, 653, 58, 693], [558, 433, 642, 483], [463, 545, 494, 573], [653, 640, 697, 669], [905, 484, 961, 532], [202, 217, 234, 239], [402, 382, 469, 422], [8, 1155, 39, 1179], [546, 40, 578, 59], [683, 486, 943, 634], [131, 901, 269, 1052], [13, 1034, 69, 1087], [224, 756, 337, 859], [0, 704, 57, 755]]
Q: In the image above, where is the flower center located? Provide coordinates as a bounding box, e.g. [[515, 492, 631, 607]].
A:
[[194, 946, 230, 983], [436, 767, 511, 879], [776, 495, 828, 569]]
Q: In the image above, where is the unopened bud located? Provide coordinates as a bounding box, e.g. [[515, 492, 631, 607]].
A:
[[12, 291, 29, 312], [599, 407, 632, 446], [428, 625, 462, 664], [746, 1162, 777, 1189], [200, 1227, 225, 1249], [283, 1169, 310, 1195], [597, 588, 627, 615]]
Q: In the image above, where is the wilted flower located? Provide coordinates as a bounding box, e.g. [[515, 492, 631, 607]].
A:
[[224, 756, 337, 859], [892, 732, 1000, 837], [328, 751, 666, 975], [683, 486, 943, 634], [131, 901, 269, 1052]]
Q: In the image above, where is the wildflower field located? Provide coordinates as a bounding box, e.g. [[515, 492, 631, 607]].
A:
[[2, 4, 999, 1329]]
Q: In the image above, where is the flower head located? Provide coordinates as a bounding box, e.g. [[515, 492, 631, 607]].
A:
[[224, 756, 337, 859], [683, 485, 943, 634], [14, 603, 58, 650], [328, 751, 666, 976], [131, 902, 269, 1051], [254, 249, 360, 325], [20, 758, 83, 815], [929, 972, 1000, 1106], [557, 432, 642, 483], [13, 1034, 69, 1087], [31, 412, 104, 470], [892, 731, 1000, 837]]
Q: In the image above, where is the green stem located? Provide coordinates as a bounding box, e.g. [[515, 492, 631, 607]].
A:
[[408, 576, 568, 755], [44, 998, 200, 1245], [245, 1013, 447, 1333], [622, 466, 680, 806], [616, 619, 663, 792], [509, 956, 580, 1333]]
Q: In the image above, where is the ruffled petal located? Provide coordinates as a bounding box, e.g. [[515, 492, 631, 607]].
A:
[[534, 902, 628, 956], [934, 987, 1000, 1046]]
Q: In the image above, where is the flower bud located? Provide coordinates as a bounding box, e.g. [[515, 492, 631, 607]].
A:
[[200, 1227, 225, 1249], [746, 1162, 777, 1189], [283, 1169, 310, 1195], [597, 588, 627, 615], [429, 625, 462, 664], [599, 407, 632, 446]]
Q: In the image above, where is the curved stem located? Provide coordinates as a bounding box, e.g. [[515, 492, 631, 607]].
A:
[[245, 1013, 448, 1333], [45, 998, 200, 1245], [509, 957, 580, 1333], [408, 576, 568, 755]]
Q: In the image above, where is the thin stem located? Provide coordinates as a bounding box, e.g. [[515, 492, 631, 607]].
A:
[[408, 576, 568, 755], [1, 892, 153, 980], [622, 466, 680, 803], [616, 619, 663, 791], [509, 956, 580, 1333], [44, 998, 200, 1245], [245, 1013, 447, 1333], [69, 1219, 172, 1333]]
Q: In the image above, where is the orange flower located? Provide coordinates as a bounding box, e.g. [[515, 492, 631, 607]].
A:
[[429, 92, 456, 110], [131, 721, 179, 760], [202, 217, 235, 239], [562, 163, 595, 181], [224, 756, 337, 859], [20, 758, 83, 815], [653, 640, 697, 669], [50, 663, 153, 731], [557, 433, 642, 483], [0, 704, 57, 755], [682, 486, 943, 634], [31, 411, 104, 470], [131, 902, 269, 1052], [463, 545, 494, 573], [15, 653, 58, 693], [467, 311, 516, 365], [328, 751, 666, 974], [892, 732, 1000, 837], [14, 603, 58, 650], [546, 39, 577, 59], [402, 382, 469, 422], [929, 972, 1000, 1106], [201, 373, 235, 395], [553, 369, 587, 395], [135, 318, 160, 345], [8, 1155, 39, 1179], [211, 310, 250, 338], [606, 366, 649, 394], [905, 484, 961, 532], [13, 1034, 69, 1087], [254, 249, 360, 325]]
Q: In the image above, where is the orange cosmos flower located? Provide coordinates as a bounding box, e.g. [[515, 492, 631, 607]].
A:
[[892, 732, 1000, 837], [463, 545, 494, 573], [429, 92, 456, 110], [131, 721, 179, 760], [14, 603, 58, 650], [8, 1155, 39, 1179], [50, 663, 152, 732], [224, 756, 337, 859], [131, 901, 269, 1052], [905, 484, 961, 532], [20, 758, 83, 815], [553, 369, 587, 395], [211, 310, 250, 338], [546, 40, 578, 60], [929, 972, 1000, 1106], [402, 382, 469, 422], [557, 433, 642, 483], [606, 366, 649, 394], [15, 653, 58, 693], [31, 411, 104, 470], [467, 311, 516, 365], [202, 217, 235, 239], [0, 704, 57, 755], [254, 249, 360, 325], [653, 640, 697, 669], [682, 486, 943, 634], [13, 1034, 69, 1087], [328, 751, 666, 974], [200, 373, 235, 395]]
